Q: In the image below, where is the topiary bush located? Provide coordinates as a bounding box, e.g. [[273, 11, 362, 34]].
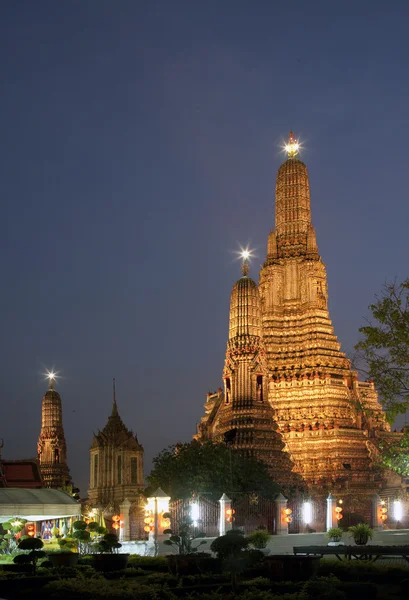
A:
[[247, 529, 271, 550], [210, 530, 249, 560], [13, 537, 46, 574]]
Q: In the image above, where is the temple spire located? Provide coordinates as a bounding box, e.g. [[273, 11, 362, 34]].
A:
[[112, 378, 119, 417], [274, 133, 312, 256], [37, 371, 71, 489]]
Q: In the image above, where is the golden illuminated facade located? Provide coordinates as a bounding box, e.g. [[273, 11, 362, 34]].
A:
[[197, 133, 400, 497], [88, 380, 144, 508], [37, 376, 71, 489], [196, 262, 295, 485]]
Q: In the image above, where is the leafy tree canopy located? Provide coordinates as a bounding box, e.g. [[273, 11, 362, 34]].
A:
[[355, 279, 409, 423], [378, 427, 409, 477], [146, 440, 280, 501]]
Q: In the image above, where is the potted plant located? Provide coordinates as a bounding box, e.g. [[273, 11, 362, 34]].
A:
[[92, 533, 129, 570], [348, 523, 374, 546], [327, 527, 344, 546], [247, 529, 271, 554], [13, 537, 46, 574], [47, 538, 79, 567]]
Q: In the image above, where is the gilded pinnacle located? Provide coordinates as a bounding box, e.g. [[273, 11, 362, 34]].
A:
[[284, 131, 300, 158], [241, 262, 249, 276]]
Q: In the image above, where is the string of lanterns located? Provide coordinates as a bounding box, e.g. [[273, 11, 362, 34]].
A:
[[335, 499, 343, 520], [226, 508, 236, 523], [144, 511, 155, 534], [112, 514, 121, 531], [379, 500, 388, 521], [284, 507, 292, 523]]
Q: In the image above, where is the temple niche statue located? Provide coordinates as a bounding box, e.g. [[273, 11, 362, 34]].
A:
[[195, 133, 402, 512]]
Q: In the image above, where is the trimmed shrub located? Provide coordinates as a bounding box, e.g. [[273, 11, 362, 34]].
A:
[[210, 530, 249, 560], [43, 578, 172, 599], [127, 555, 168, 571], [338, 581, 377, 600], [318, 558, 409, 582], [247, 530, 271, 549]]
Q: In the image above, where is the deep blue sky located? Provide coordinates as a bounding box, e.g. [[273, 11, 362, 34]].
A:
[[1, 1, 409, 494]]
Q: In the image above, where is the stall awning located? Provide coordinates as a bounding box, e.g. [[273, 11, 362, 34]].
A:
[[0, 488, 81, 522]]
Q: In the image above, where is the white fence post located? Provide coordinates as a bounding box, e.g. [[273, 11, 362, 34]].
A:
[[218, 493, 232, 536], [326, 494, 335, 531], [275, 493, 289, 535]]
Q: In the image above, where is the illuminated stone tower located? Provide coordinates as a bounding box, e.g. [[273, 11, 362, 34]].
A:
[[195, 261, 295, 484], [259, 133, 396, 493], [88, 380, 144, 508], [197, 133, 401, 505], [37, 374, 71, 489]]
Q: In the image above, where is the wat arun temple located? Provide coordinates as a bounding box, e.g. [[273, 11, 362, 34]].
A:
[[195, 133, 402, 508]]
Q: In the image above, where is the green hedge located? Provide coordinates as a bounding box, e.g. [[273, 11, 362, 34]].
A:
[[43, 578, 174, 599], [318, 558, 409, 582], [128, 556, 168, 571]]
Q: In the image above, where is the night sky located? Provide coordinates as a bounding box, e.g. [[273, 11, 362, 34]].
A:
[[2, 1, 409, 495]]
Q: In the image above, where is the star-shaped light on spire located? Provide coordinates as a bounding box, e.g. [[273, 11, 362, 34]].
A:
[[284, 131, 301, 158], [45, 370, 58, 389], [236, 246, 256, 276]]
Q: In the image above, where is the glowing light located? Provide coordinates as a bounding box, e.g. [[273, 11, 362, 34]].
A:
[[191, 503, 199, 527], [11, 520, 22, 528], [284, 508, 292, 516], [302, 501, 313, 525], [45, 370, 59, 387], [284, 131, 301, 158], [393, 500, 403, 521], [235, 246, 256, 264]]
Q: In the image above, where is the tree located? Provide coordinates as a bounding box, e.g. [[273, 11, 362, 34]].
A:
[[146, 440, 280, 501], [378, 427, 409, 477], [355, 279, 409, 423], [163, 515, 206, 555], [0, 518, 27, 554], [13, 537, 46, 574]]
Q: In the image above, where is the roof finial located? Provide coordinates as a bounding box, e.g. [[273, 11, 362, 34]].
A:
[[241, 262, 249, 276], [239, 249, 251, 276], [45, 370, 57, 390], [284, 131, 300, 158], [112, 378, 119, 417]]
